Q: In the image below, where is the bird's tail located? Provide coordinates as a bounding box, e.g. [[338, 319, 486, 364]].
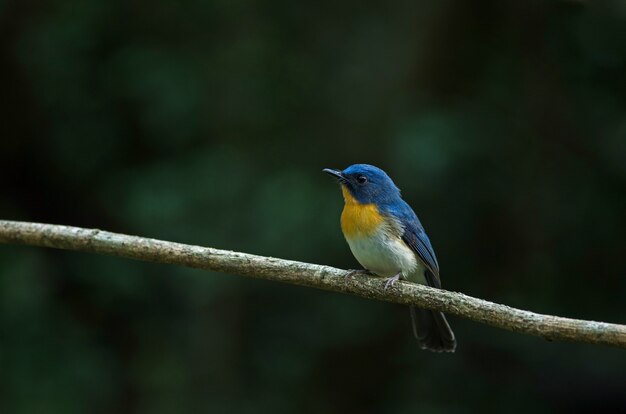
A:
[[409, 306, 456, 352]]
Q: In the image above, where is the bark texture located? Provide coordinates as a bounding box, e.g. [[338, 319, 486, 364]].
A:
[[1, 220, 624, 348]]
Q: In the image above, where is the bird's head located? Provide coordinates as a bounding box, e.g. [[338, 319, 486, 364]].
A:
[[323, 164, 401, 205]]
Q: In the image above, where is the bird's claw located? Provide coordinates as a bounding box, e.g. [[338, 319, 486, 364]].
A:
[[344, 269, 372, 283], [384, 274, 402, 290], [345, 269, 359, 277]]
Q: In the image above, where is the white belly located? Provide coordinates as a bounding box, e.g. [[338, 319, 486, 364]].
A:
[[345, 227, 426, 283]]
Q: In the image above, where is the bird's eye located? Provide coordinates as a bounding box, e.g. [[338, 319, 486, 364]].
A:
[[356, 175, 367, 184]]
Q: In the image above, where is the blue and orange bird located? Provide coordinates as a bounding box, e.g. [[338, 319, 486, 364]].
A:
[[323, 164, 456, 352]]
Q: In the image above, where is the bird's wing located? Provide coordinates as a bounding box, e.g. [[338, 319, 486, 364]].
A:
[[402, 223, 441, 288], [386, 200, 441, 288]]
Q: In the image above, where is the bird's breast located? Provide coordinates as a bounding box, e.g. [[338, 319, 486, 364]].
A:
[[343, 219, 422, 279]]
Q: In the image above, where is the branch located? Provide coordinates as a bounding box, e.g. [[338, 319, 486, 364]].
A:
[[1, 220, 624, 349]]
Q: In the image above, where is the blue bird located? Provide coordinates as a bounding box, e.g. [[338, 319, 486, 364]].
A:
[[324, 164, 456, 352]]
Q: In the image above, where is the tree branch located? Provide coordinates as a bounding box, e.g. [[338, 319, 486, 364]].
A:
[[0, 220, 624, 349]]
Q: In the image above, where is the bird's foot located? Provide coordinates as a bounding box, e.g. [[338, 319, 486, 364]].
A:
[[345, 269, 373, 283], [384, 273, 402, 290]]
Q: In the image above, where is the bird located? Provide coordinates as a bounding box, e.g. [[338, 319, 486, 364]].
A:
[[323, 164, 456, 352]]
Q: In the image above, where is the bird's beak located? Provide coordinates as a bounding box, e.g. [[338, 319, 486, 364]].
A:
[[323, 168, 345, 182]]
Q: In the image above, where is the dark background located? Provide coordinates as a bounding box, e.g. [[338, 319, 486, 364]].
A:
[[1, 0, 625, 413]]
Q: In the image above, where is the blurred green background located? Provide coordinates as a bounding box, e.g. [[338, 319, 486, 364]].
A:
[[1, 0, 626, 412]]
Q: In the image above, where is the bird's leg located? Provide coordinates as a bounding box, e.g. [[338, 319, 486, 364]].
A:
[[384, 272, 402, 290]]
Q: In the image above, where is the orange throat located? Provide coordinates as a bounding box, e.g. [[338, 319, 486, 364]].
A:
[[340, 186, 384, 238]]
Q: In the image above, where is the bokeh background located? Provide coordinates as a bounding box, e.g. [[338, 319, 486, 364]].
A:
[[1, 0, 626, 412]]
